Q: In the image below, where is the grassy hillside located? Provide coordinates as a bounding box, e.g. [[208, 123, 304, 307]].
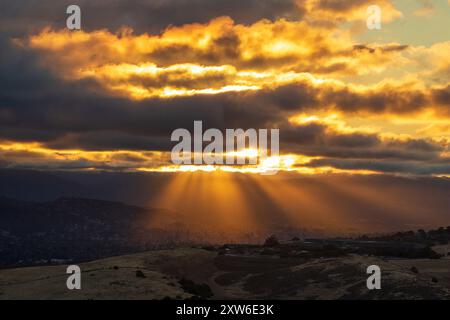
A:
[[1, 246, 449, 300]]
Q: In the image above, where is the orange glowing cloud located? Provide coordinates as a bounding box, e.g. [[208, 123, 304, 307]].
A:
[[17, 16, 440, 100], [2, 3, 449, 176]]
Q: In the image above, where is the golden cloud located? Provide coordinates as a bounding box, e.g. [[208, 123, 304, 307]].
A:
[[3, 5, 449, 176], [17, 16, 433, 100]]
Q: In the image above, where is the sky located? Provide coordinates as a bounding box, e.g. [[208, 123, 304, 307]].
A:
[[0, 0, 449, 177]]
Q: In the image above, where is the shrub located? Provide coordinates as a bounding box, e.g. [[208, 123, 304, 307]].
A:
[[178, 278, 213, 299], [136, 270, 146, 278], [263, 235, 280, 246]]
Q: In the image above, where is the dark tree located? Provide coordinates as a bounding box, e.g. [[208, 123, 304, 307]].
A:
[[264, 235, 280, 246]]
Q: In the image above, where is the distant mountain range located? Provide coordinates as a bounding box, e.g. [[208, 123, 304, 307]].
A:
[[0, 169, 88, 201], [0, 169, 166, 204]]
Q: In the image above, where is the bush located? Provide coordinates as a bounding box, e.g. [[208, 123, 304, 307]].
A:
[[421, 246, 441, 259], [178, 278, 213, 299], [136, 270, 146, 278], [264, 235, 280, 247], [201, 246, 216, 251]]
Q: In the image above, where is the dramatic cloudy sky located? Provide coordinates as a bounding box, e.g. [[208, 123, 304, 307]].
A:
[[0, 0, 449, 176]]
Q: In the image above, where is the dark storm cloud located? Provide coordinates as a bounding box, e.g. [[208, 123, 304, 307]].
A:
[[225, 81, 444, 121], [322, 86, 429, 114], [0, 0, 302, 35], [313, 0, 400, 17], [280, 122, 445, 162], [352, 44, 409, 54], [45, 131, 173, 152], [0, 34, 224, 140], [307, 158, 450, 175], [316, 0, 369, 12], [432, 85, 450, 113], [0, 34, 286, 145]]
